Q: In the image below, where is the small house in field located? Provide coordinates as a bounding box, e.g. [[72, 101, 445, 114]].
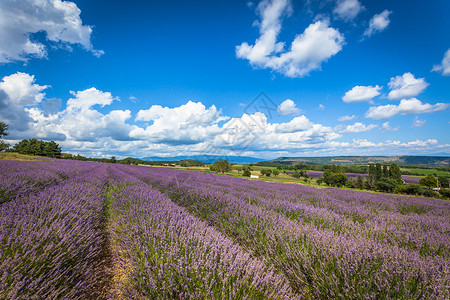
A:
[[250, 175, 259, 179]]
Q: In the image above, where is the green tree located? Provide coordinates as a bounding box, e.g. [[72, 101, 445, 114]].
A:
[[260, 169, 267, 176], [242, 168, 251, 177], [0, 122, 9, 151], [272, 169, 280, 176], [333, 173, 349, 187], [375, 163, 383, 181], [382, 165, 389, 178], [264, 169, 272, 177], [389, 163, 403, 184], [110, 156, 117, 163], [12, 139, 61, 158], [356, 175, 364, 189], [375, 178, 399, 193], [322, 169, 335, 186], [438, 176, 449, 188], [367, 164, 376, 188], [419, 176, 438, 189], [43, 141, 62, 158], [210, 160, 232, 173]]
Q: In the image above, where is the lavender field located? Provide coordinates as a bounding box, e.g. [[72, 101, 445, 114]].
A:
[[1, 160, 449, 299]]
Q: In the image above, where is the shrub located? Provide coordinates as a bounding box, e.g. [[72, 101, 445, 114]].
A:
[[439, 189, 450, 199], [375, 178, 399, 193]]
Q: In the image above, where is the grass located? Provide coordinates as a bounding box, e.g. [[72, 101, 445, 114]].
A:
[[401, 168, 450, 177], [0, 152, 46, 161]]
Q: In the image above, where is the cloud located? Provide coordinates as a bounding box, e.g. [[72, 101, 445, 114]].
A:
[[352, 138, 438, 149], [66, 88, 116, 110], [333, 0, 364, 21], [278, 99, 300, 115], [387, 72, 428, 99], [0, 72, 48, 131], [380, 122, 399, 131], [432, 49, 450, 76], [318, 104, 325, 110], [411, 117, 426, 128], [337, 122, 377, 133], [132, 101, 228, 145], [214, 112, 340, 151], [338, 115, 357, 121], [342, 85, 381, 102], [0, 72, 48, 106], [363, 10, 392, 37], [365, 98, 449, 120], [0, 0, 102, 63], [0, 73, 137, 142], [236, 0, 345, 77], [2, 73, 448, 158], [275, 115, 313, 133]]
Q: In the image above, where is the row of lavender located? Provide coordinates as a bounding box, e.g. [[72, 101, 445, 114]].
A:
[[0, 161, 110, 299], [114, 164, 450, 299], [0, 160, 97, 203]]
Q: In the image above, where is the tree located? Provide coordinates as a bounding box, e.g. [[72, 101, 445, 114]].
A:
[[260, 169, 266, 176], [0, 122, 10, 151], [43, 141, 62, 158], [389, 163, 403, 184], [242, 168, 251, 177], [438, 176, 449, 188], [419, 176, 438, 189], [375, 178, 399, 193], [110, 156, 117, 163], [367, 164, 378, 188], [272, 169, 280, 176], [264, 169, 272, 177], [333, 173, 349, 187], [356, 175, 364, 189], [322, 169, 335, 186], [210, 160, 232, 173], [12, 138, 61, 158], [382, 165, 389, 178], [375, 163, 383, 181]]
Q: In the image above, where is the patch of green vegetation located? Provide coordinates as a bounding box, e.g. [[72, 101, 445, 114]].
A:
[[0, 152, 45, 161], [398, 203, 428, 215], [401, 168, 450, 177]]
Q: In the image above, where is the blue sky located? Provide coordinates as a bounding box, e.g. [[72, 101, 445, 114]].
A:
[[0, 0, 449, 159]]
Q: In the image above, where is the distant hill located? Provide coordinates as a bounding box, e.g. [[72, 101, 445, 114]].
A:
[[267, 156, 450, 166], [141, 155, 264, 164]]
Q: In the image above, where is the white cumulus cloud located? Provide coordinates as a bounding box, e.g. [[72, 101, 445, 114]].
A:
[[380, 122, 399, 131], [337, 122, 377, 133], [342, 85, 381, 102], [0, 72, 49, 131], [132, 101, 228, 145], [387, 72, 428, 100], [333, 0, 364, 21], [411, 117, 426, 128], [365, 98, 449, 120], [275, 115, 313, 133], [236, 0, 345, 77], [364, 10, 392, 37], [278, 99, 300, 115], [338, 115, 356, 121], [0, 0, 102, 63], [432, 49, 450, 76]]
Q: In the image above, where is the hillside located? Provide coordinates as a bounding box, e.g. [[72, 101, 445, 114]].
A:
[[268, 156, 450, 166]]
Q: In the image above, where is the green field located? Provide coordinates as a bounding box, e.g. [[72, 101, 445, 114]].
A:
[[401, 168, 450, 177]]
